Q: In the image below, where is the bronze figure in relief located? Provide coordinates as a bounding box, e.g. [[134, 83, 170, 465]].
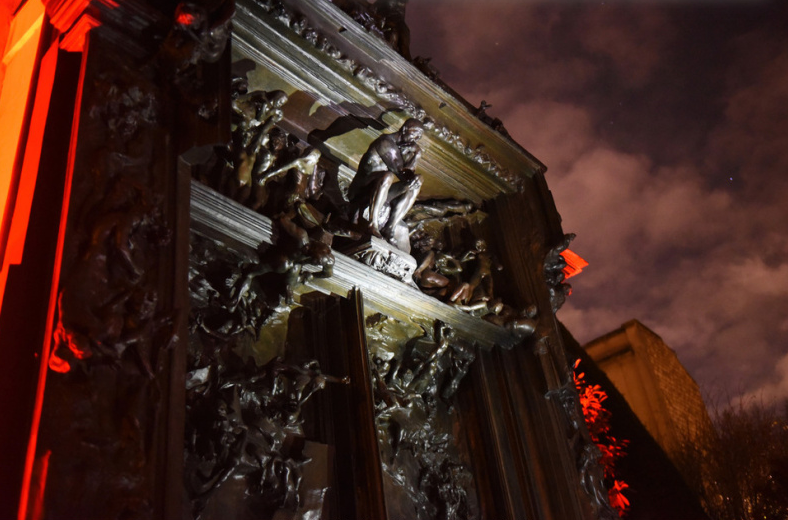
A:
[[348, 118, 425, 251], [230, 85, 289, 206], [187, 237, 344, 517], [544, 233, 575, 313], [367, 318, 477, 519]]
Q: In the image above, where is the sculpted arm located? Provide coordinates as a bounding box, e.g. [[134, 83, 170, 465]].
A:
[[375, 138, 408, 177], [401, 144, 421, 172]]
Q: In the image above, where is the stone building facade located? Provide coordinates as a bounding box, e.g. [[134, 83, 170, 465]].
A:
[[584, 320, 713, 470]]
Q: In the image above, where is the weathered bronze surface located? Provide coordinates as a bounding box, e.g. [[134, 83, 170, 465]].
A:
[[20, 0, 610, 517], [190, 180, 522, 350], [36, 15, 183, 514], [50, 95, 170, 373], [544, 233, 575, 313], [197, 85, 339, 299], [186, 234, 345, 518], [367, 316, 479, 520]]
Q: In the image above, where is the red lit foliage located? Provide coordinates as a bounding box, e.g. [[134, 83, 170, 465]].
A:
[[574, 359, 630, 516]]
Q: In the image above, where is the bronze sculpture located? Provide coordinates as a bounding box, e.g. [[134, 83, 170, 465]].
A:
[[347, 118, 424, 251], [230, 86, 289, 205], [367, 318, 475, 519], [544, 233, 575, 313], [449, 239, 498, 306]]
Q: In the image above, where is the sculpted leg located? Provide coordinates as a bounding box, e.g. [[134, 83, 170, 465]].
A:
[[369, 172, 396, 234], [382, 174, 422, 239]]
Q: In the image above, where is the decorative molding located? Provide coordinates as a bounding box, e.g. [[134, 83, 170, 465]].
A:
[[44, 0, 162, 54], [340, 237, 419, 287], [234, 0, 544, 200]]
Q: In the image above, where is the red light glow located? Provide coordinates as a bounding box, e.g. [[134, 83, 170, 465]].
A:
[[574, 360, 630, 516], [26, 450, 50, 520], [18, 29, 89, 520], [561, 248, 588, 280], [176, 11, 195, 26]]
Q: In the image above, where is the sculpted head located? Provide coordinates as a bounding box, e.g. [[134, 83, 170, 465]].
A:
[[400, 118, 424, 143], [269, 90, 289, 108]]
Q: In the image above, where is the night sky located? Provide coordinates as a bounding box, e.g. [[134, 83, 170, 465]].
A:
[[406, 0, 788, 406]]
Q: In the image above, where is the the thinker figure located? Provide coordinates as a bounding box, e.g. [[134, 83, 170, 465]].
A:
[[347, 118, 424, 251]]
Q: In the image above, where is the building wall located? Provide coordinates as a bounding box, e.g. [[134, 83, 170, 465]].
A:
[[584, 320, 713, 466]]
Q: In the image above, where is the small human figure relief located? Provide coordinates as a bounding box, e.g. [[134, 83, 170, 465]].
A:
[[189, 237, 347, 517], [255, 146, 336, 301], [545, 367, 584, 439], [578, 443, 620, 520], [544, 233, 575, 313], [406, 207, 539, 337], [228, 81, 289, 206], [481, 301, 538, 339], [194, 83, 338, 298], [447, 239, 498, 307], [473, 99, 512, 139]]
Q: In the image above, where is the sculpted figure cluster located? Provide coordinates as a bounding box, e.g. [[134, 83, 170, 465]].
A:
[[213, 86, 540, 338], [206, 82, 337, 296], [544, 233, 575, 313], [228, 82, 289, 209], [408, 206, 538, 338], [368, 320, 476, 520], [187, 237, 346, 517], [222, 99, 426, 259], [185, 353, 345, 517], [51, 79, 172, 376]]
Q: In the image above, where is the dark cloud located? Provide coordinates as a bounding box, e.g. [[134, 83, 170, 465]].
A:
[[407, 0, 788, 404]]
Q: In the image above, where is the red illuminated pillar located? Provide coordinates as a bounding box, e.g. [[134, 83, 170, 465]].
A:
[[0, 0, 47, 312], [2, 0, 227, 517]]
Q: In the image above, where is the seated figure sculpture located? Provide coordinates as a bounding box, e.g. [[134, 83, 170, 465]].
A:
[[347, 118, 424, 252]]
